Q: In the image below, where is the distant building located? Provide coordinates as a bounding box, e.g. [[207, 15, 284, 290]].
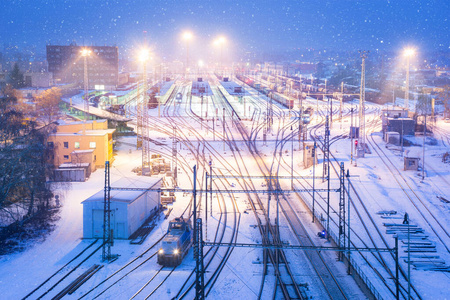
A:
[[46, 44, 119, 90], [24, 72, 53, 88]]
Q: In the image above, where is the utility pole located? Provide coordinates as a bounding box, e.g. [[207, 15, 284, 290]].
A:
[[172, 127, 178, 186], [323, 116, 330, 182], [291, 126, 294, 190], [340, 82, 344, 129], [312, 142, 316, 223], [209, 160, 213, 217], [338, 162, 346, 261], [324, 116, 330, 239], [422, 108, 427, 180], [193, 166, 205, 300], [346, 169, 351, 274], [403, 213, 411, 300], [205, 172, 208, 240], [358, 50, 369, 158], [223, 107, 226, 152], [351, 107, 354, 165]]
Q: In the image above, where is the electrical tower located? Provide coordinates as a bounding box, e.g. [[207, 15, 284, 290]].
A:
[[172, 127, 178, 186], [136, 80, 143, 149], [323, 116, 330, 182], [102, 162, 112, 261], [358, 50, 369, 158], [141, 60, 151, 175], [82, 49, 90, 118]]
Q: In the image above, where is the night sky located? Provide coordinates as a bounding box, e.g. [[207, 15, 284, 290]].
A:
[[1, 0, 449, 59]]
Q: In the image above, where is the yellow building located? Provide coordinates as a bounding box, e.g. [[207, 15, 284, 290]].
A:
[[47, 119, 115, 168]]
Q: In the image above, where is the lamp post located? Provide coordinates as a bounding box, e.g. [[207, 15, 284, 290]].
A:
[[81, 48, 91, 118], [183, 31, 193, 79], [404, 48, 415, 111], [139, 49, 150, 175], [214, 36, 226, 77]]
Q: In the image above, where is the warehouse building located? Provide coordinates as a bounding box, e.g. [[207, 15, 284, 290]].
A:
[[82, 177, 161, 239]]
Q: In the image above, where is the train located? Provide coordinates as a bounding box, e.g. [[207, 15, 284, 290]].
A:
[[157, 217, 192, 266], [176, 92, 183, 103], [236, 74, 295, 109]]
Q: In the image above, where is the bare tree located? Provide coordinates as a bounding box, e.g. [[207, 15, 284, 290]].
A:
[[35, 87, 62, 125]]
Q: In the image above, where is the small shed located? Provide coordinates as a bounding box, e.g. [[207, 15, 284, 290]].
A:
[[59, 162, 91, 179], [54, 168, 86, 182], [404, 150, 420, 171], [404, 157, 420, 171], [82, 177, 161, 239]]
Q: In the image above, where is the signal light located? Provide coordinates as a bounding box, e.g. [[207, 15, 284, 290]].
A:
[[355, 140, 358, 146]]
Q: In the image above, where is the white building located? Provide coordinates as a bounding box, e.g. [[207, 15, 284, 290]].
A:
[[82, 177, 161, 239]]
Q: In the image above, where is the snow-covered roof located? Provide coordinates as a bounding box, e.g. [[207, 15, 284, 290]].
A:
[[82, 176, 161, 204]]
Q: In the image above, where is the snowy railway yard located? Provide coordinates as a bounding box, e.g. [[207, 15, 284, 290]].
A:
[[1, 76, 450, 300]]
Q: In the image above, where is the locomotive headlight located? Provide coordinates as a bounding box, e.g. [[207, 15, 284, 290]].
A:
[[173, 249, 179, 255], [159, 249, 164, 254]]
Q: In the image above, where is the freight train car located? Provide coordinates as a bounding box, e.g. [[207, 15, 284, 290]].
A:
[[270, 91, 294, 109], [157, 217, 192, 266], [237, 74, 294, 108]]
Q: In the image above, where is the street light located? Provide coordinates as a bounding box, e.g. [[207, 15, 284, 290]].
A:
[[198, 60, 204, 78], [138, 48, 151, 174], [183, 31, 193, 78], [214, 36, 226, 77], [80, 48, 91, 117], [403, 48, 415, 110]]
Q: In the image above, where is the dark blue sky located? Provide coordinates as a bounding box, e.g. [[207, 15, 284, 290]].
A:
[[1, 0, 449, 59]]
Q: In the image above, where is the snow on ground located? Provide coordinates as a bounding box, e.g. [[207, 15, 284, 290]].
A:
[[0, 82, 449, 299]]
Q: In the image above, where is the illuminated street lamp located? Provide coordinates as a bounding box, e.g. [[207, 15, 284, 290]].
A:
[[198, 59, 204, 77], [138, 48, 151, 174], [214, 36, 226, 76], [403, 47, 415, 110], [80, 48, 91, 117], [183, 31, 193, 77]]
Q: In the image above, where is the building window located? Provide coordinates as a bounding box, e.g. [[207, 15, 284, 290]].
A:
[[63, 142, 68, 149], [47, 142, 54, 149], [75, 142, 80, 149], [89, 142, 96, 149], [63, 155, 69, 160]]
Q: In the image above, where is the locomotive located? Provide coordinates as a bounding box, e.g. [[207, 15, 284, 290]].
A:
[[157, 217, 192, 266]]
